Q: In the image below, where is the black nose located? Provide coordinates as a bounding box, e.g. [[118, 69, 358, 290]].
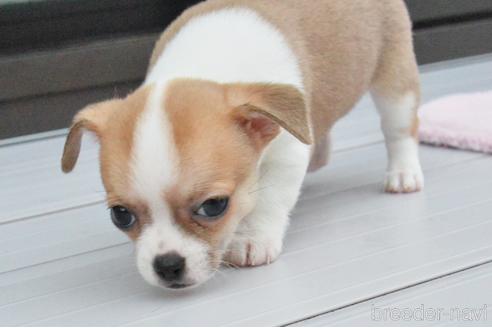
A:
[[153, 252, 186, 282]]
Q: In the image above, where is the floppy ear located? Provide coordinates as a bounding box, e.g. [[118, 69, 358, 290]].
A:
[[226, 83, 312, 150], [61, 100, 120, 173]]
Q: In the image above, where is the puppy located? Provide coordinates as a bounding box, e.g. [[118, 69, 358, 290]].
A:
[[61, 0, 423, 289]]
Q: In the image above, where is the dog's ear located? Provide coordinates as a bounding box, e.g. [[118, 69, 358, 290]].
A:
[[61, 100, 120, 173], [226, 83, 312, 150]]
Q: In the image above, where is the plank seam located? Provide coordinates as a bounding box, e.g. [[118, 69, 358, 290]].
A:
[[284, 258, 492, 326]]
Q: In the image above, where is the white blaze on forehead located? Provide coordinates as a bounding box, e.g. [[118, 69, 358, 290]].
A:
[[130, 84, 177, 204], [131, 84, 212, 286]]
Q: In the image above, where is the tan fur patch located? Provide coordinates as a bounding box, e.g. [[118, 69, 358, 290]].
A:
[[162, 79, 258, 247], [225, 83, 311, 145], [62, 99, 122, 173], [61, 87, 153, 240], [98, 87, 154, 240], [158, 79, 314, 247], [118, 201, 152, 241], [411, 115, 420, 140], [72, 87, 153, 240]]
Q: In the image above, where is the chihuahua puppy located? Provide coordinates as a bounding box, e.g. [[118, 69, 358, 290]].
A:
[[61, 0, 423, 289]]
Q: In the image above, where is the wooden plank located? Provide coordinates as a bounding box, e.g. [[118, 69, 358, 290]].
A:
[[0, 144, 487, 274], [293, 262, 492, 326], [1, 159, 492, 324], [15, 200, 492, 326]]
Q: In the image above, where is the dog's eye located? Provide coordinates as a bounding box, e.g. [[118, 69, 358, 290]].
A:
[[194, 197, 229, 219], [110, 206, 136, 229]]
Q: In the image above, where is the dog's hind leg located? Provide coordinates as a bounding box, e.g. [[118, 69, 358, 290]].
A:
[[370, 27, 424, 193]]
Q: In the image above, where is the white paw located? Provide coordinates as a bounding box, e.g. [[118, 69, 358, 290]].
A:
[[224, 235, 283, 267], [384, 165, 424, 193]]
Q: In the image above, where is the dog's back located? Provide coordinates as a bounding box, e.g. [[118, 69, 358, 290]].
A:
[[149, 0, 416, 142]]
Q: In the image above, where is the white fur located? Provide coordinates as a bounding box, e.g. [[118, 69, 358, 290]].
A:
[[135, 210, 212, 287], [371, 91, 424, 192], [131, 85, 213, 287], [131, 84, 176, 200], [144, 8, 311, 269], [225, 130, 310, 265], [145, 8, 304, 91]]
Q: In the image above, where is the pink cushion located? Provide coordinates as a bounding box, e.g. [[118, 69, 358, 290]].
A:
[[419, 91, 492, 154]]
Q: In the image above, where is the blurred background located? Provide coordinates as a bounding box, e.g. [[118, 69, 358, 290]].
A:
[[1, 0, 492, 139]]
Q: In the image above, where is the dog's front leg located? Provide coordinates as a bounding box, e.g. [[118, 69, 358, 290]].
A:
[[224, 133, 311, 267], [224, 201, 290, 267]]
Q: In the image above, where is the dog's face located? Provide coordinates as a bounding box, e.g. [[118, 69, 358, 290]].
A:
[[62, 79, 310, 289]]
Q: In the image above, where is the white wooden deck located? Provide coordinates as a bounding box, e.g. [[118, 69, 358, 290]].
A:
[[1, 54, 492, 326]]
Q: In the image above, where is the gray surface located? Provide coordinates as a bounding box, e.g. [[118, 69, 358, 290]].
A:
[[293, 263, 492, 326], [0, 54, 492, 326]]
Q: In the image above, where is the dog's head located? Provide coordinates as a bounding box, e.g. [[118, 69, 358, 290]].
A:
[[61, 79, 311, 289]]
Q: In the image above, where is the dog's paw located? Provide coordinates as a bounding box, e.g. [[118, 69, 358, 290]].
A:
[[224, 235, 283, 267], [384, 165, 424, 193]]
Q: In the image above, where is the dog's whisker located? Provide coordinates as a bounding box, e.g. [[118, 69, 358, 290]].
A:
[[221, 260, 240, 269], [212, 268, 227, 278], [248, 184, 275, 194]]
